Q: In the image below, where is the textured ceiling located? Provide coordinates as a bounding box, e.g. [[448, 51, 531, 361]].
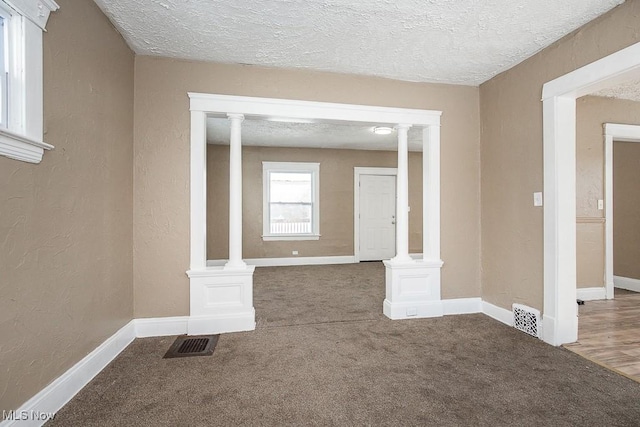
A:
[[93, 0, 624, 85], [592, 79, 640, 102], [207, 118, 425, 151]]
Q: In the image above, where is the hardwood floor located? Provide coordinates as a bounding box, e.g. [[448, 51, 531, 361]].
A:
[[565, 289, 640, 382]]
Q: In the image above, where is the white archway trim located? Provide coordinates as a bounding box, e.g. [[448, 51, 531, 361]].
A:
[[187, 93, 443, 335], [541, 42, 640, 346], [604, 123, 640, 300]]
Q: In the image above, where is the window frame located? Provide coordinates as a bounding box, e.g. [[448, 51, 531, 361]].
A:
[[0, 0, 58, 164], [262, 161, 320, 241]]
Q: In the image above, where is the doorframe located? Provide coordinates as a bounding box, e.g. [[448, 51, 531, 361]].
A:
[[354, 167, 398, 262], [541, 41, 640, 346], [603, 123, 640, 299]]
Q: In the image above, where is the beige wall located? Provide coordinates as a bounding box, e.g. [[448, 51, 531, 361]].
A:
[[576, 95, 640, 288], [0, 0, 134, 412], [613, 141, 640, 280], [480, 1, 640, 310], [134, 57, 481, 317], [207, 145, 423, 259]]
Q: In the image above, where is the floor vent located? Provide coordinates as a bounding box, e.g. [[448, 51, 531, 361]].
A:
[[512, 304, 541, 338], [163, 335, 219, 359]]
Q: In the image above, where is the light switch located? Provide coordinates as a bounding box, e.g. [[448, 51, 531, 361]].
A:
[[598, 199, 604, 210], [533, 192, 543, 207]]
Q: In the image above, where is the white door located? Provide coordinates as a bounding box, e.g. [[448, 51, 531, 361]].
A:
[[359, 174, 396, 261]]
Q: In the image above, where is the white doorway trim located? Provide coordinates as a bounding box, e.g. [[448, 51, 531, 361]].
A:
[[188, 93, 442, 334], [354, 167, 398, 262], [541, 42, 640, 346], [603, 123, 640, 300]]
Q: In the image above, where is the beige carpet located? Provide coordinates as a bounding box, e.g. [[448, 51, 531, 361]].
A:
[[48, 263, 640, 426]]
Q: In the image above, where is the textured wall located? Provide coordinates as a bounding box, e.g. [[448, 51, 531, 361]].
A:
[[576, 96, 640, 288], [133, 57, 481, 317], [207, 145, 423, 259], [0, 0, 134, 412], [480, 0, 640, 311], [613, 142, 640, 280]]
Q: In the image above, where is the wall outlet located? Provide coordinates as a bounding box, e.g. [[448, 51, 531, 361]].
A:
[[533, 192, 543, 207], [292, 250, 298, 255], [406, 307, 417, 317], [598, 199, 604, 210]]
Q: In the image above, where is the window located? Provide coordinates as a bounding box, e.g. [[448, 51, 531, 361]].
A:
[[0, 0, 58, 164], [262, 161, 320, 241], [0, 6, 9, 129]]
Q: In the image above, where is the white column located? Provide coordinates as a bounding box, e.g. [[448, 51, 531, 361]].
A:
[[190, 110, 207, 270], [542, 96, 577, 345], [423, 125, 441, 262], [225, 113, 246, 270], [391, 124, 413, 264]]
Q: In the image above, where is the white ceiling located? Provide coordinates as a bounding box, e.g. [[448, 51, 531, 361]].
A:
[[207, 118, 425, 151], [93, 0, 624, 86], [592, 79, 640, 102]]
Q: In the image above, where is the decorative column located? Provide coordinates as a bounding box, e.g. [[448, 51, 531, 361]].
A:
[[391, 124, 413, 264], [187, 108, 255, 336], [225, 113, 247, 270], [382, 124, 443, 321]]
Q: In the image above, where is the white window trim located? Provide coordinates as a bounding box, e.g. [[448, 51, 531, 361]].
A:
[[0, 0, 58, 164], [262, 161, 320, 241]]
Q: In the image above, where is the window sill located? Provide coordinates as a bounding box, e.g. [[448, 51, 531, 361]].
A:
[[262, 234, 321, 241], [0, 128, 53, 163]]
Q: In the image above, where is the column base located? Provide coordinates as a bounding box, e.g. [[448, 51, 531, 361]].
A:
[[383, 260, 443, 320], [187, 265, 255, 335]]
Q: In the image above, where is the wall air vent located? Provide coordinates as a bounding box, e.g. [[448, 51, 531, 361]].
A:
[[512, 304, 541, 338]]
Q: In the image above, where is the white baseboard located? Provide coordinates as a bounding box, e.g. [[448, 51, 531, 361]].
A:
[[576, 287, 606, 301], [383, 299, 444, 320], [207, 254, 424, 267], [442, 297, 482, 315], [481, 301, 513, 326], [614, 275, 640, 293], [134, 316, 189, 338], [207, 255, 356, 267], [1, 295, 522, 426], [187, 312, 256, 335], [0, 321, 136, 427]]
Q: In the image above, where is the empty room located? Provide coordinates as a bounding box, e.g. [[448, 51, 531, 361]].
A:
[[1, 0, 640, 425]]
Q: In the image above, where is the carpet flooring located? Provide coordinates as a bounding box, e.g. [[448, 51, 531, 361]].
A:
[[48, 263, 640, 426]]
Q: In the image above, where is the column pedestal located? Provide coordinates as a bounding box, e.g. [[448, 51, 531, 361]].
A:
[[383, 260, 443, 320], [187, 266, 255, 335]]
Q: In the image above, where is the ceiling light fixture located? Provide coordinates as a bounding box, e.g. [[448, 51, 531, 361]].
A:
[[373, 126, 394, 135]]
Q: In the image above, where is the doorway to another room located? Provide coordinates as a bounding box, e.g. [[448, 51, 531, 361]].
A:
[[355, 168, 397, 262]]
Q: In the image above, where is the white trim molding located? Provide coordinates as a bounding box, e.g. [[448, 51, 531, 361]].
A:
[[134, 316, 189, 338], [442, 297, 482, 315], [482, 301, 514, 327], [0, 0, 58, 164], [208, 255, 356, 268], [188, 93, 443, 330], [5, 0, 59, 30], [188, 93, 442, 127], [541, 41, 640, 346], [614, 276, 640, 293], [0, 321, 136, 427], [1, 301, 535, 426], [576, 287, 606, 301], [603, 124, 640, 300], [0, 128, 53, 163]]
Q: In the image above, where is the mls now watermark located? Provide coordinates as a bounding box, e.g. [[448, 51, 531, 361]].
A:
[[3, 410, 56, 422]]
